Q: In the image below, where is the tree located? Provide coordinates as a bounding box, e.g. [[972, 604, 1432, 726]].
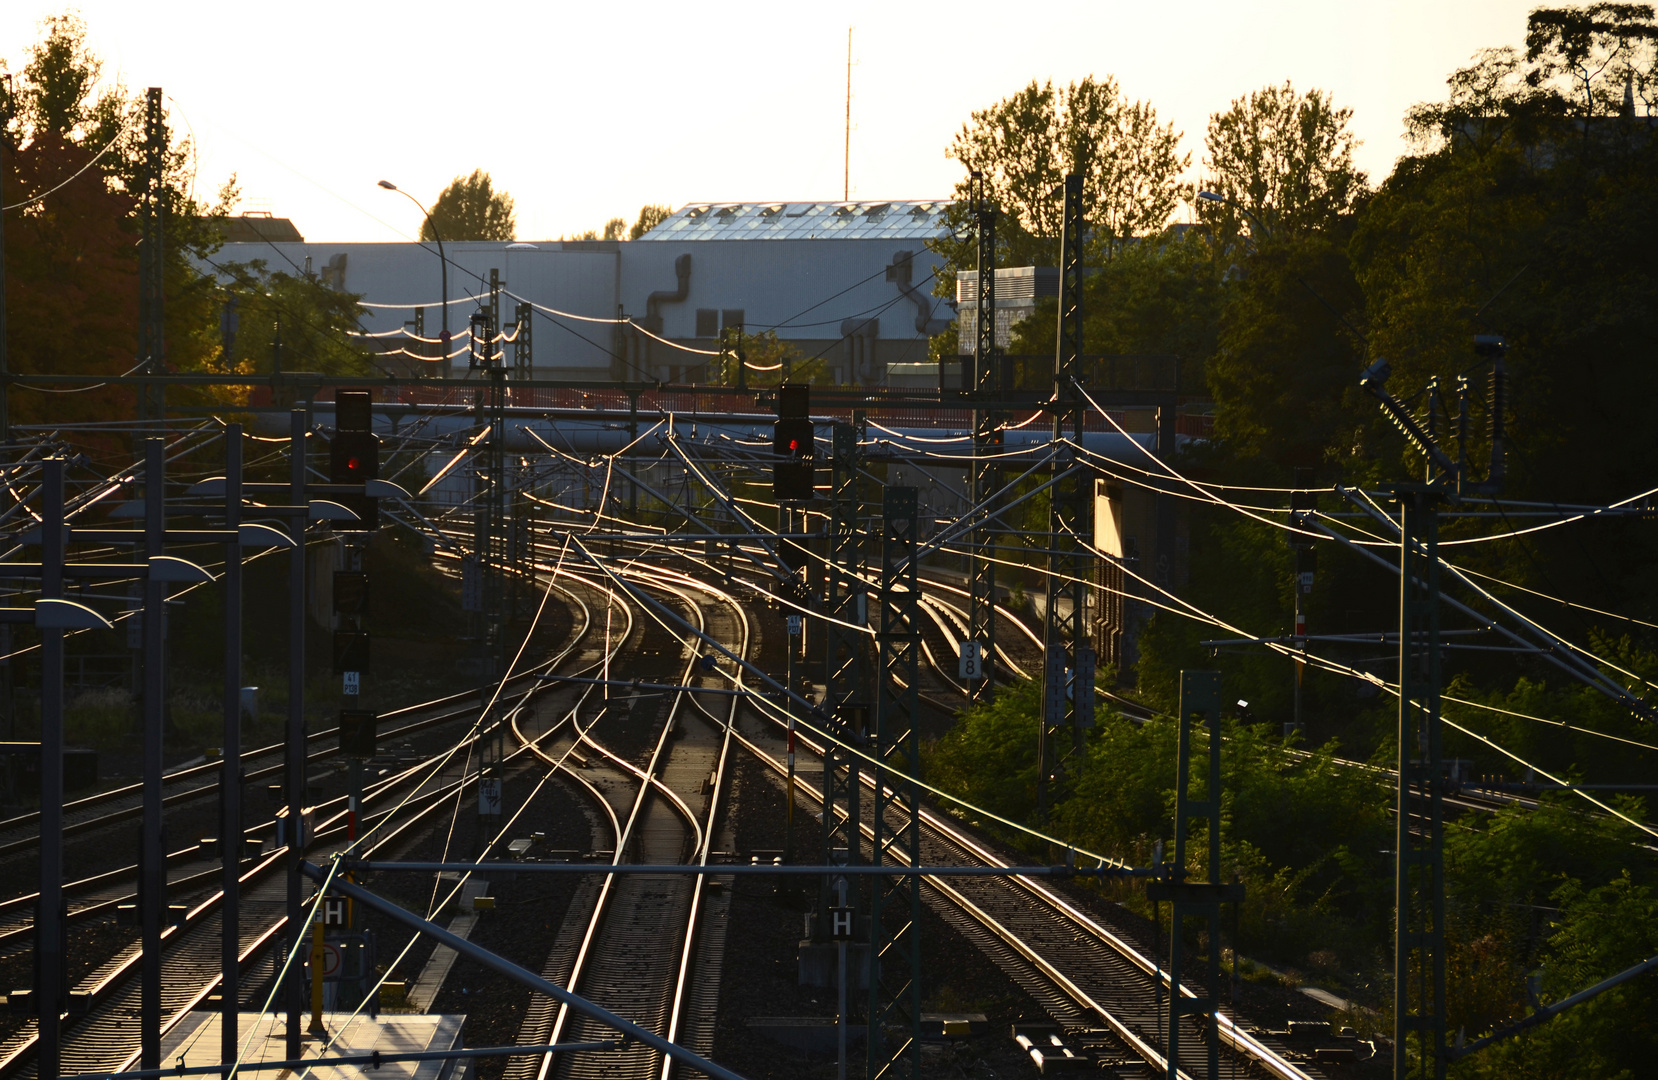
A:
[[935, 76, 1188, 274], [567, 216, 628, 243], [210, 257, 377, 382], [3, 15, 378, 431], [1200, 82, 1367, 244], [3, 122, 138, 431], [1525, 2, 1658, 116], [422, 169, 515, 241], [704, 329, 828, 387], [10, 12, 102, 136], [629, 203, 672, 240], [2, 13, 236, 430], [1011, 226, 1225, 391]]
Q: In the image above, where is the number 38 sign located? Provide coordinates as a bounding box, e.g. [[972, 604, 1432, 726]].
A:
[[958, 641, 984, 681]]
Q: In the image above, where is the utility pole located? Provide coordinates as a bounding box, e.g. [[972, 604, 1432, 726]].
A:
[[1394, 485, 1446, 1080], [489, 268, 501, 337], [36, 459, 66, 1080], [843, 27, 852, 202], [514, 301, 532, 386], [0, 79, 11, 779], [0, 74, 13, 444], [137, 88, 166, 427], [18, 456, 225, 1077], [1153, 671, 1240, 1079], [139, 439, 166, 1071], [1358, 339, 1506, 1080], [1289, 469, 1317, 741], [819, 419, 866, 976], [20, 463, 216, 1080], [1036, 173, 1093, 821], [219, 427, 244, 1070], [967, 173, 1000, 707], [473, 311, 507, 832], [867, 486, 922, 1079], [284, 409, 307, 1057], [271, 315, 284, 379]]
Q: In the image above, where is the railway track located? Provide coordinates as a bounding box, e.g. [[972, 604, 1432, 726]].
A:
[[728, 689, 1322, 1080], [0, 668, 577, 865], [3, 507, 1386, 1080], [0, 567, 612, 1079], [499, 557, 749, 1080], [619, 547, 1329, 1079]]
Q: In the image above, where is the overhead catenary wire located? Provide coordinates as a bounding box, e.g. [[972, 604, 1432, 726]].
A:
[[0, 122, 131, 211]]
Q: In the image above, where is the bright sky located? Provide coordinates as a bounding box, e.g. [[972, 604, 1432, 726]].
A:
[[3, 1, 1540, 243]]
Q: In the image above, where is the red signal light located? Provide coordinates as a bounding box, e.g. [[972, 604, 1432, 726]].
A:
[[346, 457, 362, 472], [788, 439, 800, 452]]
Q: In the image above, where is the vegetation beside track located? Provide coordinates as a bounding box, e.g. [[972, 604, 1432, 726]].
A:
[[923, 678, 1658, 1075]]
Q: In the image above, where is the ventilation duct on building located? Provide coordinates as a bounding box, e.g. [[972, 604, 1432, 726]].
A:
[[640, 253, 692, 334], [841, 318, 880, 385], [321, 253, 347, 291], [888, 250, 951, 336]]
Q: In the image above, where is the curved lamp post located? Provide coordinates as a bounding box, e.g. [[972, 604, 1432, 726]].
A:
[[378, 180, 451, 378]]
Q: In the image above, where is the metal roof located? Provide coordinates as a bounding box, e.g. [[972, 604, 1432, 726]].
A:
[[639, 200, 952, 241]]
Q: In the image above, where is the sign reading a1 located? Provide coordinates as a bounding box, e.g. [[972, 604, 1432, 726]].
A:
[[786, 615, 802, 636], [958, 640, 983, 681], [478, 777, 503, 816], [343, 671, 361, 696]]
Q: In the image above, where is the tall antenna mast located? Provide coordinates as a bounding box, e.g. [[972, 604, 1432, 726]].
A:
[[844, 26, 852, 202]]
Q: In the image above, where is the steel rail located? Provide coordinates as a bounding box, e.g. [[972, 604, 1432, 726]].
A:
[[533, 571, 706, 1080], [2, 567, 604, 1078]]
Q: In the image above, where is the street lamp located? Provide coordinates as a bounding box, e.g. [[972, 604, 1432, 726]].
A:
[[378, 180, 451, 379], [1197, 189, 1271, 242]]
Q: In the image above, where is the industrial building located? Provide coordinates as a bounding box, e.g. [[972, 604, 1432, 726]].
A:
[[209, 201, 956, 386]]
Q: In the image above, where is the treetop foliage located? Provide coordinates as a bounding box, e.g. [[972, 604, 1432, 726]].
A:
[[1, 12, 376, 432], [629, 203, 672, 240], [935, 75, 1188, 281], [1200, 81, 1367, 244], [422, 168, 516, 242], [931, 7, 1658, 1068]]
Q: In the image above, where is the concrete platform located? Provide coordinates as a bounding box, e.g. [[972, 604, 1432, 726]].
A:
[[160, 1012, 466, 1080]]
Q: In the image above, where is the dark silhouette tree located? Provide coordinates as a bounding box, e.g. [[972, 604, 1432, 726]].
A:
[[628, 203, 672, 240], [422, 169, 515, 241]]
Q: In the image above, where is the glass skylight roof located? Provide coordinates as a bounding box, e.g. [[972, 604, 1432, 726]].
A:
[[638, 201, 952, 241]]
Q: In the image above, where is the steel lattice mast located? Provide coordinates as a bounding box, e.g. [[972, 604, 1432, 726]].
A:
[[821, 421, 866, 914], [968, 173, 1001, 706], [867, 485, 922, 1079], [1037, 173, 1094, 819], [137, 88, 166, 426]]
